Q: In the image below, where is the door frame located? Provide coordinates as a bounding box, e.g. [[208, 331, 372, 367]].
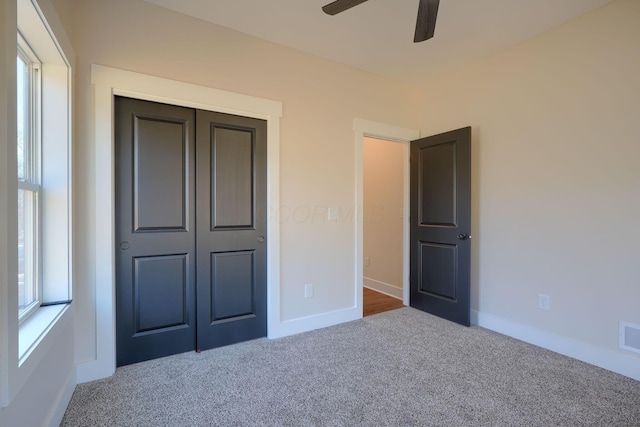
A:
[[354, 119, 420, 310], [78, 65, 282, 383]]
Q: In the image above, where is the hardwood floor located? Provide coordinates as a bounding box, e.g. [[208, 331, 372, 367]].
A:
[[363, 287, 404, 317]]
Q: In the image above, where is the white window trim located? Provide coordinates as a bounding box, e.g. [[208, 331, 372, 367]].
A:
[[1, 0, 74, 407], [17, 31, 43, 323], [16, 34, 41, 184]]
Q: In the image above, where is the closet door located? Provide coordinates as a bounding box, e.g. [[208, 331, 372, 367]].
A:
[[115, 97, 197, 366], [115, 98, 268, 366], [195, 110, 268, 351]]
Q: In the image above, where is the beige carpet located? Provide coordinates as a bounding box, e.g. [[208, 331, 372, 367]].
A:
[[62, 308, 640, 426]]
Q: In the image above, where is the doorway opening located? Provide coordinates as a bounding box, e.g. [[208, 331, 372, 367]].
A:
[[363, 137, 406, 316], [354, 118, 420, 317]]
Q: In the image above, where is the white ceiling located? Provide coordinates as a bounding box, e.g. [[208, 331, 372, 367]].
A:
[[144, 0, 614, 86]]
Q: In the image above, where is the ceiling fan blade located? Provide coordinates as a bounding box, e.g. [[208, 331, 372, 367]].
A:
[[322, 0, 369, 16], [414, 0, 440, 42]]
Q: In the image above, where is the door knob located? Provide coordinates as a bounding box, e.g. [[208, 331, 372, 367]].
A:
[[257, 236, 265, 243], [120, 241, 130, 250], [457, 234, 469, 241]]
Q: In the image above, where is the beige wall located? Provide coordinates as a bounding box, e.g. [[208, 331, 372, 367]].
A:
[[3, 0, 639, 423], [69, 0, 640, 374], [69, 0, 418, 363], [65, 0, 640, 378], [363, 137, 404, 295], [417, 0, 640, 358]]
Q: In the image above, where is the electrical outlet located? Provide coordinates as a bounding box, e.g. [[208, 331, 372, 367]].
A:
[[364, 257, 370, 266], [538, 294, 551, 311], [304, 284, 313, 298]]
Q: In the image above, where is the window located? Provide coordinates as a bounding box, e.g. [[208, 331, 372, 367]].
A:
[[17, 33, 42, 321], [1, 0, 74, 408], [13, 0, 73, 334]]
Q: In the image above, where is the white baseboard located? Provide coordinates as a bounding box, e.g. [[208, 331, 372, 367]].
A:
[[75, 307, 362, 383], [268, 306, 361, 339], [472, 310, 640, 381], [46, 368, 76, 427], [75, 355, 117, 384], [363, 277, 403, 299]]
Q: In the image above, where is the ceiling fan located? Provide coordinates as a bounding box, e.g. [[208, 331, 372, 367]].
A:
[[322, 0, 440, 42]]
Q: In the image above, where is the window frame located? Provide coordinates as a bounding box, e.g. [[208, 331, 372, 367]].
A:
[[17, 31, 43, 323], [1, 0, 75, 408]]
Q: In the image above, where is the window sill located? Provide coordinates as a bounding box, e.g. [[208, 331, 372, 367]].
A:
[[19, 303, 70, 365]]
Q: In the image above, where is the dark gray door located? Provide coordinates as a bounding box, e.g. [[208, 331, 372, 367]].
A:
[[115, 97, 197, 366], [195, 110, 267, 350], [410, 127, 471, 326], [115, 97, 267, 366]]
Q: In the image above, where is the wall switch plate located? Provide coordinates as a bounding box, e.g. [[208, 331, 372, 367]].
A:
[[304, 284, 313, 298], [364, 257, 370, 266], [538, 294, 551, 310]]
